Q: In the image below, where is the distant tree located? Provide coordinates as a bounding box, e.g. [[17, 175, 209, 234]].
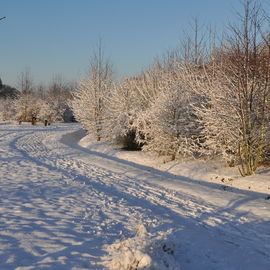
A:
[[45, 75, 73, 122], [0, 84, 20, 99], [14, 70, 35, 122], [17, 69, 34, 95], [13, 92, 38, 122]]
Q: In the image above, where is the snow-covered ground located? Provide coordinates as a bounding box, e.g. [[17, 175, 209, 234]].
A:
[[0, 122, 269, 270], [79, 134, 270, 195]]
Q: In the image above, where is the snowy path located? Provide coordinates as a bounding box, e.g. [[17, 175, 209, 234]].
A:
[[0, 122, 269, 269]]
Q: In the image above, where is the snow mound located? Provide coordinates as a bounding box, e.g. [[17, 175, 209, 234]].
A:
[[101, 225, 180, 270]]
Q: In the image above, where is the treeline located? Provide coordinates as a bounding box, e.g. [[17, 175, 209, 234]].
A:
[[0, 72, 75, 123], [71, 0, 270, 176]]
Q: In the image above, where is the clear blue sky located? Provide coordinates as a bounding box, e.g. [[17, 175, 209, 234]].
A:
[[0, 0, 266, 87]]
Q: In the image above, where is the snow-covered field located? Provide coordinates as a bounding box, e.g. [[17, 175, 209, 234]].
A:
[[0, 122, 269, 270]]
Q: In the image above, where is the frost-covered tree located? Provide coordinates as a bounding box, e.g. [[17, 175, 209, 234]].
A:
[[45, 76, 73, 122], [187, 1, 270, 174], [103, 61, 173, 149], [225, 0, 270, 174], [180, 64, 240, 161], [71, 78, 106, 136], [14, 69, 36, 122], [13, 92, 42, 122], [133, 68, 202, 160], [71, 41, 113, 140], [103, 79, 143, 149]]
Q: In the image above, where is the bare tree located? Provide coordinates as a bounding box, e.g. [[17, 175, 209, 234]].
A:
[[179, 18, 208, 65], [17, 69, 34, 95]]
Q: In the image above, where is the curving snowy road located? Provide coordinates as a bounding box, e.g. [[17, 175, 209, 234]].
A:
[[0, 122, 269, 269]]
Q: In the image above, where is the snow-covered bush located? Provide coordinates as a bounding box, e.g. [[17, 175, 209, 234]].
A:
[[101, 225, 180, 270], [103, 80, 143, 149], [177, 65, 240, 162], [38, 99, 60, 122], [40, 96, 67, 122], [103, 63, 169, 149], [13, 90, 68, 123], [13, 92, 43, 122], [45, 77, 74, 122], [133, 78, 201, 160]]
